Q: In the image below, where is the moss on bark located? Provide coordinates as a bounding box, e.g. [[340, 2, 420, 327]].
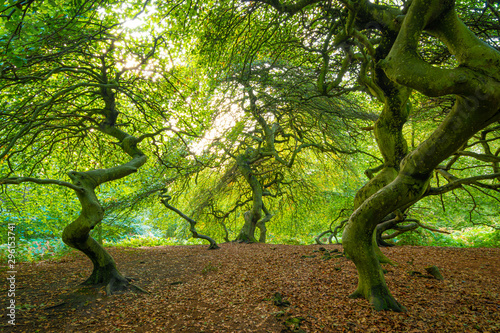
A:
[[61, 130, 147, 294], [344, 0, 500, 311]]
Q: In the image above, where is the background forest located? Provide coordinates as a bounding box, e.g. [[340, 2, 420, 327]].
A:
[[1, 0, 499, 265]]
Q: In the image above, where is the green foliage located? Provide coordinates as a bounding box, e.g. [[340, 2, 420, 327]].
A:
[[1, 0, 499, 270], [267, 234, 310, 245], [0, 237, 71, 263], [110, 234, 205, 248], [455, 227, 500, 248], [394, 227, 500, 248]]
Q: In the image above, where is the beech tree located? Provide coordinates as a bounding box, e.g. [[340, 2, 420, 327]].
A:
[[230, 82, 369, 242], [340, 0, 500, 311], [0, 0, 184, 292], [2, 0, 499, 312], [207, 0, 500, 311], [182, 59, 372, 243]]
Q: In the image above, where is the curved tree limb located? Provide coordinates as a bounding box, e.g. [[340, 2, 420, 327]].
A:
[[454, 151, 500, 163], [256, 204, 274, 243], [344, 0, 500, 312], [428, 171, 500, 195], [0, 176, 83, 192], [315, 209, 349, 245], [159, 191, 219, 250]]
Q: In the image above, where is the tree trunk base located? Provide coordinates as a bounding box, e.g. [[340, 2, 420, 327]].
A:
[[378, 239, 395, 247], [236, 238, 256, 244], [235, 233, 258, 243], [208, 243, 220, 250], [349, 285, 406, 312], [81, 265, 148, 295]]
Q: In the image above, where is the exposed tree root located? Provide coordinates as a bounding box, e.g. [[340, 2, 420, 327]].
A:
[[81, 267, 149, 295], [104, 278, 150, 295], [236, 236, 257, 244], [349, 285, 406, 312]]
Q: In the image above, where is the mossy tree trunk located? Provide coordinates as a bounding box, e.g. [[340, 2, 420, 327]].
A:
[[235, 153, 263, 243], [354, 64, 411, 209], [1, 93, 150, 295], [62, 127, 147, 294], [256, 205, 273, 243], [343, 0, 500, 311], [0, 30, 167, 295], [61, 78, 149, 293], [353, 32, 412, 264]]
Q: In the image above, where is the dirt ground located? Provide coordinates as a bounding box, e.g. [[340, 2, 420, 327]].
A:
[[1, 243, 499, 332]]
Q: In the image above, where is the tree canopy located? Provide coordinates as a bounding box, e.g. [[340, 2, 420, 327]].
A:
[[1, 0, 499, 312]]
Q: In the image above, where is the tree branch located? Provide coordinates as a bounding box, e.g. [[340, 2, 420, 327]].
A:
[[0, 176, 83, 192], [427, 171, 500, 195], [454, 151, 500, 163], [159, 191, 219, 249], [249, 0, 323, 16]]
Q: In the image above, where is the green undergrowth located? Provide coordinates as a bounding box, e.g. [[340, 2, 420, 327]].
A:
[[2, 227, 498, 264], [108, 234, 206, 247], [393, 226, 500, 248], [0, 237, 71, 263], [267, 234, 311, 245]]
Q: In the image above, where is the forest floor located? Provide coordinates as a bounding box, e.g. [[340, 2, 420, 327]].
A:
[[1, 243, 500, 332]]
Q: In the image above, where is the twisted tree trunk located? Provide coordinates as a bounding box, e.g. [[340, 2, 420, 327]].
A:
[[343, 0, 500, 311], [62, 129, 147, 294], [352, 33, 412, 264], [235, 154, 264, 243], [62, 171, 129, 292], [256, 205, 274, 243]]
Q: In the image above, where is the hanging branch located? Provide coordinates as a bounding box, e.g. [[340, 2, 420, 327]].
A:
[[315, 209, 349, 245], [427, 171, 500, 195], [0, 176, 83, 192], [379, 218, 450, 241], [159, 190, 219, 250]]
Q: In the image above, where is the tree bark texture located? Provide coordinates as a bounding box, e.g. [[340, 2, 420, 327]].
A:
[[235, 154, 264, 243], [62, 128, 147, 294], [343, 0, 500, 311], [352, 31, 412, 265]]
